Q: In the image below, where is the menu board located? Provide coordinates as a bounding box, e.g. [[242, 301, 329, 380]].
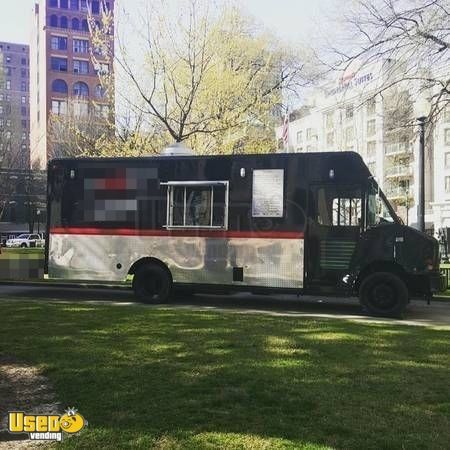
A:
[[252, 169, 284, 217]]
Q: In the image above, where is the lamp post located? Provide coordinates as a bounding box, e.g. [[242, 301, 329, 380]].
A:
[[417, 116, 426, 232], [36, 209, 41, 235], [414, 95, 430, 233]]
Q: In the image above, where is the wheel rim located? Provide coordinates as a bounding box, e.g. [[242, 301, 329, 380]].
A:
[[370, 283, 396, 310]]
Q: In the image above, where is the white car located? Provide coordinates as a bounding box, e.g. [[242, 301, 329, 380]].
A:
[[6, 233, 45, 248]]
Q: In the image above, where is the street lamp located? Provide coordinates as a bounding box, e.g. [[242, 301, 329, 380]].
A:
[[36, 209, 41, 235], [415, 96, 430, 233]]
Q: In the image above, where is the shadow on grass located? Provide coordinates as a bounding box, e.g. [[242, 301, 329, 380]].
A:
[[0, 301, 449, 449]]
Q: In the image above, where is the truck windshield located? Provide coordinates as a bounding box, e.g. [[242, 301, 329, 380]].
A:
[[367, 182, 398, 227]]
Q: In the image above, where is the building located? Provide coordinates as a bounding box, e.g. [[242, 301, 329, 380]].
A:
[[30, 0, 114, 169], [0, 42, 30, 169], [276, 59, 450, 235]]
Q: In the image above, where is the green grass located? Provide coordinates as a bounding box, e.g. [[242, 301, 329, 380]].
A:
[[1, 300, 449, 449], [0, 247, 44, 258]]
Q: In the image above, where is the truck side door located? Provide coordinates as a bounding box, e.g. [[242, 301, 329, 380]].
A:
[[306, 184, 363, 293]]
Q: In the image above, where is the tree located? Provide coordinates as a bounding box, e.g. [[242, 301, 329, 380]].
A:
[[117, 1, 307, 154], [330, 0, 449, 122]]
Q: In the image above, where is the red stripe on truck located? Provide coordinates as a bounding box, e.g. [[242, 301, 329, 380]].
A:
[[50, 227, 304, 239]]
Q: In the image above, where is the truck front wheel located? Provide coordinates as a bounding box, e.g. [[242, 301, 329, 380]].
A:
[[133, 263, 172, 304], [359, 272, 408, 318]]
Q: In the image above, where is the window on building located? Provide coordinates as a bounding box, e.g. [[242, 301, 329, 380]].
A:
[[95, 63, 109, 75], [296, 131, 302, 144], [60, 16, 68, 28], [51, 36, 67, 50], [51, 57, 68, 72], [445, 153, 450, 168], [445, 129, 450, 145], [5, 55, 11, 63], [367, 141, 376, 157], [51, 99, 67, 115], [73, 39, 89, 53], [71, 18, 80, 30], [367, 98, 376, 116], [81, 19, 89, 31], [21, 81, 27, 92], [4, 67, 12, 76], [325, 111, 334, 129], [50, 0, 58, 7], [73, 59, 89, 74], [446, 176, 450, 193], [21, 120, 27, 128], [345, 104, 354, 119], [92, 1, 100, 14], [345, 126, 354, 142], [21, 68, 27, 77], [0, 106, 3, 115], [21, 132, 27, 140], [0, 94, 3, 101], [52, 79, 68, 94], [70, 0, 78, 9], [4, 104, 11, 115], [73, 81, 89, 97], [6, 80, 11, 90], [326, 131, 334, 147], [368, 162, 376, 175], [60, 0, 68, 8], [21, 107, 27, 116], [164, 182, 229, 229], [95, 84, 106, 98], [50, 15, 58, 27], [94, 104, 109, 118], [367, 119, 376, 137], [0, 119, 4, 127], [306, 128, 314, 140], [444, 106, 450, 123], [80, 0, 87, 11], [73, 101, 89, 117], [21, 96, 26, 104], [21, 58, 27, 65]]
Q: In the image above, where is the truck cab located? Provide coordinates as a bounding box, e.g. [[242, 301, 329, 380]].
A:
[[306, 174, 443, 317]]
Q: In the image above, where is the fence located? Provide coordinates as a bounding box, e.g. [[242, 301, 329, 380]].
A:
[[439, 264, 450, 291]]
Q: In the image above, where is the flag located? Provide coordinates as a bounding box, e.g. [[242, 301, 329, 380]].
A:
[[281, 111, 289, 151]]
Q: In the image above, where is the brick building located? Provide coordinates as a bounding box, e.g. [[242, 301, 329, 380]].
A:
[[30, 0, 114, 169], [0, 42, 30, 169]]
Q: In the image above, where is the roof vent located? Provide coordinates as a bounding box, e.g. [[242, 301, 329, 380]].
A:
[[160, 142, 194, 156]]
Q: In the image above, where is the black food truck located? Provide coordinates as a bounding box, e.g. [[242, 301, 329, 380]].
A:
[[46, 150, 444, 317]]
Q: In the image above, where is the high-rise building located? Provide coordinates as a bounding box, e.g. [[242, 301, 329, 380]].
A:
[[276, 60, 450, 236], [30, 0, 114, 169], [0, 42, 30, 169]]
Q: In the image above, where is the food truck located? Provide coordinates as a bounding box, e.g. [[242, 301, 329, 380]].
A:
[[46, 149, 444, 317]]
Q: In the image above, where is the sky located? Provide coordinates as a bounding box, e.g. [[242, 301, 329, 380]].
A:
[[0, 0, 337, 46]]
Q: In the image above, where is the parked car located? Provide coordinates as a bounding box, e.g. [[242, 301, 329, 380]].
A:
[[6, 233, 45, 248]]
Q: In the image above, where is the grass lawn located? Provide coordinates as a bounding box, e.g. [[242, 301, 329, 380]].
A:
[[0, 300, 449, 449]]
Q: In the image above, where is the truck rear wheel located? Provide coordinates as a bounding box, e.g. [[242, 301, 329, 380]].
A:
[[359, 272, 408, 318], [133, 263, 172, 304]]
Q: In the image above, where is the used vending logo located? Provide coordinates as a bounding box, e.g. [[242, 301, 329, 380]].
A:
[[8, 407, 87, 442]]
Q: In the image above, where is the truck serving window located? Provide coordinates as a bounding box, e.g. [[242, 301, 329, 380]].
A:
[[162, 181, 229, 229]]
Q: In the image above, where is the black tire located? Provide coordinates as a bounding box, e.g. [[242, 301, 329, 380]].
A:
[[20, 243, 27, 248], [359, 272, 408, 318], [132, 263, 172, 304]]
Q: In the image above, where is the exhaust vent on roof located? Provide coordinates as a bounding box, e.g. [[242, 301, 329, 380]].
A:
[[160, 142, 194, 156]]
